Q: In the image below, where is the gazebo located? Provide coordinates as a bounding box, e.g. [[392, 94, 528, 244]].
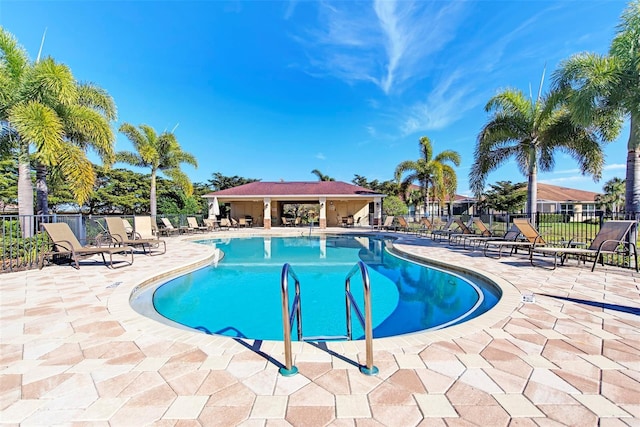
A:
[[203, 181, 385, 229]]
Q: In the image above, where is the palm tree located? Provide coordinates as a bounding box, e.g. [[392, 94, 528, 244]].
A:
[[117, 123, 197, 217], [553, 1, 640, 213], [395, 136, 460, 217], [596, 177, 626, 214], [36, 82, 116, 215], [0, 28, 115, 236], [470, 88, 606, 218], [311, 169, 334, 181]]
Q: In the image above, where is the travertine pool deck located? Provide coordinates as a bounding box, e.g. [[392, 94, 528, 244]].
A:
[[1, 227, 638, 426]]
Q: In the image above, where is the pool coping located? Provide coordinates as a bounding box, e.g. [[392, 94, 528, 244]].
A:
[[108, 231, 522, 358]]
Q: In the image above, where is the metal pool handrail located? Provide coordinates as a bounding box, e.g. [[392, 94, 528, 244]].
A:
[[345, 260, 378, 375], [279, 261, 378, 376], [279, 263, 300, 376]]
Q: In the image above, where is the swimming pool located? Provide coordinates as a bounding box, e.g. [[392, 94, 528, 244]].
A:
[[144, 235, 501, 341]]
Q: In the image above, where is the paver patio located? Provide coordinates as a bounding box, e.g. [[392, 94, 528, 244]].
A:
[[0, 227, 638, 426]]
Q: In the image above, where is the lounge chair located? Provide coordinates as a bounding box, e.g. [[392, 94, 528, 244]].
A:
[[530, 220, 638, 271], [122, 218, 134, 238], [416, 218, 434, 236], [471, 217, 493, 237], [462, 225, 520, 250], [432, 218, 468, 242], [396, 216, 410, 233], [40, 222, 134, 269], [381, 216, 395, 231], [231, 218, 240, 229], [105, 217, 166, 256], [483, 218, 546, 258], [159, 217, 181, 236], [219, 218, 232, 230], [445, 219, 475, 244], [187, 217, 209, 233], [430, 218, 455, 239], [282, 217, 293, 227], [134, 216, 160, 239], [203, 218, 218, 231]]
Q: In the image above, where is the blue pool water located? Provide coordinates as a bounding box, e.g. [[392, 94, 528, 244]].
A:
[[152, 235, 501, 341]]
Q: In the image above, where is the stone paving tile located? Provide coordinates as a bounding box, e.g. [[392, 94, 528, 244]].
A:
[[1, 229, 639, 425]]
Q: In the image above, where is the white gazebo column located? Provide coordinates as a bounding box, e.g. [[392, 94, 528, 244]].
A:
[[263, 197, 271, 229], [374, 197, 382, 227], [319, 197, 327, 229]]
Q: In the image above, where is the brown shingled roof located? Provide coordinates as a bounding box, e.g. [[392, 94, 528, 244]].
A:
[[204, 181, 383, 197], [535, 183, 600, 202]]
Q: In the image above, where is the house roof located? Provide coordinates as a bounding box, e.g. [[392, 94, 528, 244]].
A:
[[203, 181, 384, 199], [535, 183, 600, 202]]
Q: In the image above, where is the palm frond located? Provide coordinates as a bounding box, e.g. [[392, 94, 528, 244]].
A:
[[77, 82, 117, 121], [115, 151, 146, 167], [9, 101, 63, 165], [60, 104, 115, 164], [163, 168, 193, 196], [56, 142, 95, 204], [0, 27, 29, 84]]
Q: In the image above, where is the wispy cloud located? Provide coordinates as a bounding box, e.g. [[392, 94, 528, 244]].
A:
[[283, 0, 297, 20], [296, 1, 468, 94], [400, 71, 483, 134], [315, 152, 326, 160], [604, 163, 626, 171]]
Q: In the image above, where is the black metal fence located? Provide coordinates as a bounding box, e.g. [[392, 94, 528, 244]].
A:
[[3, 212, 638, 274], [0, 214, 206, 273]]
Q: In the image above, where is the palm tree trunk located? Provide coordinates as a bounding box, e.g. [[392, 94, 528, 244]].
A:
[[35, 163, 49, 216], [150, 168, 157, 217], [625, 114, 640, 214], [527, 153, 538, 220], [422, 180, 428, 218], [17, 142, 34, 238]]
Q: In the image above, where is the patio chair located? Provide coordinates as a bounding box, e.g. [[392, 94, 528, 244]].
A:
[[471, 217, 493, 237], [381, 216, 395, 231], [530, 220, 638, 271], [231, 218, 240, 229], [122, 218, 134, 238], [281, 217, 293, 227], [483, 218, 546, 258], [134, 216, 159, 239], [105, 217, 166, 256], [219, 218, 232, 230], [40, 222, 134, 269], [430, 218, 455, 239], [203, 218, 218, 231], [187, 217, 209, 233], [159, 217, 181, 236], [396, 216, 410, 233], [444, 219, 475, 244], [462, 225, 520, 250], [416, 217, 434, 237], [346, 216, 354, 228], [432, 218, 467, 242]]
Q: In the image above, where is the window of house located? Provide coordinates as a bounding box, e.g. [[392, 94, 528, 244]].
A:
[[560, 203, 574, 215]]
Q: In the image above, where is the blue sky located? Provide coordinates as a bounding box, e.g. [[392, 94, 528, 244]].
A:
[[1, 0, 629, 195]]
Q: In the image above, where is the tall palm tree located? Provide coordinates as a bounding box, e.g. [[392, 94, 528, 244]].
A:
[[470, 88, 606, 217], [0, 28, 115, 235], [553, 1, 640, 213], [395, 136, 460, 217], [311, 169, 335, 181], [117, 123, 197, 217], [36, 82, 116, 215]]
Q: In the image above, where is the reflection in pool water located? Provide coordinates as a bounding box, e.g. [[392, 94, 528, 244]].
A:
[[149, 235, 500, 341]]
